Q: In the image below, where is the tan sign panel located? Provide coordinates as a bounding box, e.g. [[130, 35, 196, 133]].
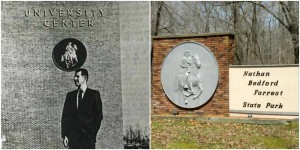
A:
[[229, 65, 298, 115]]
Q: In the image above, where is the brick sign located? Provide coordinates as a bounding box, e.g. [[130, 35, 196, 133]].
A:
[[152, 33, 234, 115], [229, 65, 299, 116]]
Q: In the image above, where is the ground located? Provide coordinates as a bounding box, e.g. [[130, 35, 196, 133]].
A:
[[151, 117, 299, 149]]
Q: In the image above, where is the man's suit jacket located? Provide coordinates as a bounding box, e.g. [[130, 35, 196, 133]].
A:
[[61, 88, 103, 145]]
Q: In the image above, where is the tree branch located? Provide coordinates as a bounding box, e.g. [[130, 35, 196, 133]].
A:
[[210, 15, 233, 27], [279, 2, 291, 26], [248, 1, 289, 30], [159, 26, 173, 33], [163, 2, 185, 23]]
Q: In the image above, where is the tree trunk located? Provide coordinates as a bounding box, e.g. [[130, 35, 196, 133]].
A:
[[291, 35, 299, 64], [153, 2, 164, 36], [287, 1, 299, 64], [203, 2, 211, 33], [231, 2, 242, 65]]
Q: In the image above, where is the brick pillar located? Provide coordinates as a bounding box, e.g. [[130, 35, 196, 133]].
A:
[[152, 33, 235, 116]]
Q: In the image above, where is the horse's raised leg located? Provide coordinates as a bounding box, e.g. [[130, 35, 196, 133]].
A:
[[198, 81, 203, 93], [69, 57, 73, 65], [66, 62, 69, 68], [74, 57, 78, 64], [187, 81, 195, 95], [193, 82, 203, 100]]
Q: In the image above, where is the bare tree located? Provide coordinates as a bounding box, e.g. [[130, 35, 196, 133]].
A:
[[151, 1, 299, 64], [250, 1, 299, 63]]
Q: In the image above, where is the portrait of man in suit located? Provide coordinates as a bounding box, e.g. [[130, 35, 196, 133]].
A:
[[61, 68, 103, 149]]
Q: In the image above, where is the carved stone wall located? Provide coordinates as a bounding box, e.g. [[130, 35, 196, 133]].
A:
[[152, 33, 235, 115], [1, 1, 123, 148]]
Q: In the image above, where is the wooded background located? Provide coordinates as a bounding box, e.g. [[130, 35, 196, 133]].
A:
[[151, 1, 299, 65]]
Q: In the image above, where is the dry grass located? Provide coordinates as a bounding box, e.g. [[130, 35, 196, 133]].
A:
[[151, 118, 299, 149]]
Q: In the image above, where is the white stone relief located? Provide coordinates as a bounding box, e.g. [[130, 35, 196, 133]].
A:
[[175, 50, 203, 105], [61, 42, 78, 68]]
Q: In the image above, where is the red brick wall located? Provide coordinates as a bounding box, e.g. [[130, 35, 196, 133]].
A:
[[152, 33, 235, 116]]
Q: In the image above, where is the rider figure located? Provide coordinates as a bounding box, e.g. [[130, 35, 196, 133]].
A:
[[62, 42, 78, 68], [65, 42, 73, 64], [181, 50, 194, 94]]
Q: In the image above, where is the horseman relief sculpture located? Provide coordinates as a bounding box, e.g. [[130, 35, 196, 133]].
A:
[[161, 42, 218, 108], [52, 38, 87, 72], [61, 42, 79, 68], [175, 50, 203, 105]]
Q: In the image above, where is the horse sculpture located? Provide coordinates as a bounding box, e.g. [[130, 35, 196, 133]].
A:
[[175, 53, 203, 105], [61, 42, 78, 68]]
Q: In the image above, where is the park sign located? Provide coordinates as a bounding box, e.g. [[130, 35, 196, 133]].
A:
[[229, 65, 298, 116]]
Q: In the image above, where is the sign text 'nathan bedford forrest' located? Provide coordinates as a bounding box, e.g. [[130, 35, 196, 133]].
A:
[[229, 66, 298, 115]]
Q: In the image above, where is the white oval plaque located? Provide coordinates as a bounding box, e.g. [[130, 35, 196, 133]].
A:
[[161, 42, 219, 108]]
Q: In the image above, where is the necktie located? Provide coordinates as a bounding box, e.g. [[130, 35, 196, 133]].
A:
[[78, 90, 83, 108]]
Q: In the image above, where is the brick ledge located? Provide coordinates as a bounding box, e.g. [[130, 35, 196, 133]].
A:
[[152, 32, 235, 39]]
